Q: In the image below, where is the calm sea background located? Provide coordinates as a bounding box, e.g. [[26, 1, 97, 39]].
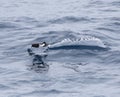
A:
[[0, 0, 120, 97]]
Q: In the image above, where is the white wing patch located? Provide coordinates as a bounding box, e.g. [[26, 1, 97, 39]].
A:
[[50, 36, 106, 48]]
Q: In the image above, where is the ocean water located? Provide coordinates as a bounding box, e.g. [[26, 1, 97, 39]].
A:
[[0, 0, 120, 97]]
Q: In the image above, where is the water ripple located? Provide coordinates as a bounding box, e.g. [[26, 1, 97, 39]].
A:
[[48, 16, 93, 24], [110, 1, 120, 7], [0, 22, 18, 29]]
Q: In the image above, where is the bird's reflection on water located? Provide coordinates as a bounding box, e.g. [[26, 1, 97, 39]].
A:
[[27, 48, 49, 73]]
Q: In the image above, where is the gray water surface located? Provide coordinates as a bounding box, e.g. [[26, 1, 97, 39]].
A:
[[0, 0, 120, 97]]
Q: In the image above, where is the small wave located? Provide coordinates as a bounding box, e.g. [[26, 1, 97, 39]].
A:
[[14, 16, 38, 23], [110, 1, 120, 7], [99, 9, 118, 12], [102, 51, 120, 64], [0, 84, 10, 90], [110, 17, 120, 21], [96, 27, 115, 32], [107, 22, 120, 28], [86, 0, 105, 8], [48, 16, 92, 24], [23, 89, 79, 96], [0, 22, 17, 29], [14, 17, 48, 28]]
